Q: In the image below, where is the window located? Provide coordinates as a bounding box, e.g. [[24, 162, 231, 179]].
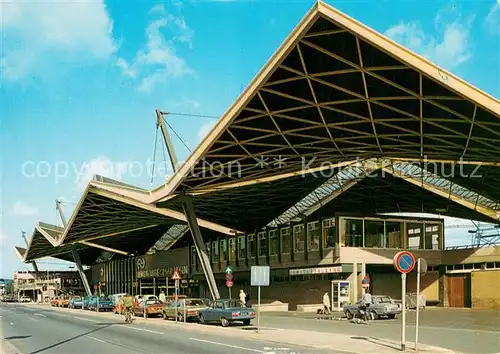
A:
[[364, 220, 385, 248], [269, 229, 278, 256], [211, 241, 219, 263], [205, 242, 211, 262], [307, 221, 320, 251], [247, 234, 256, 258], [424, 224, 441, 250], [293, 224, 305, 253], [407, 222, 423, 250], [238, 235, 246, 259], [190, 246, 197, 268], [385, 222, 402, 248], [344, 219, 363, 247], [228, 237, 236, 261], [220, 239, 228, 262], [322, 218, 336, 248], [258, 231, 267, 257], [281, 228, 291, 254]]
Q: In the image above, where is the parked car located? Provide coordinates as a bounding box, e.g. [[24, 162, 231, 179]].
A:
[[198, 299, 256, 327], [58, 297, 70, 308], [132, 299, 165, 318], [68, 296, 83, 309], [162, 298, 208, 322], [343, 295, 401, 320], [87, 296, 114, 312], [51, 297, 60, 307], [19, 296, 31, 303]]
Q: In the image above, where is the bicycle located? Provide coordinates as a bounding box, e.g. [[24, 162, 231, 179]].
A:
[[124, 308, 133, 324]]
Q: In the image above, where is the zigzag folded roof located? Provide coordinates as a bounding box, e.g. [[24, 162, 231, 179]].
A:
[[151, 0, 499, 231]]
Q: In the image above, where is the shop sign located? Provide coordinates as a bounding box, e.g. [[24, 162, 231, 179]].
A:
[[289, 266, 342, 276], [137, 265, 188, 279]]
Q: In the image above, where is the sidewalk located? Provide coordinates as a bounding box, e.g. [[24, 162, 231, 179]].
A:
[[43, 305, 459, 354], [261, 311, 346, 320]]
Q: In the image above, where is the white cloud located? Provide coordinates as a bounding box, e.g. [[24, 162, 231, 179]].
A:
[[117, 3, 194, 93], [1, 1, 116, 82], [385, 7, 474, 69], [75, 156, 131, 190], [12, 201, 38, 217], [485, 1, 500, 34], [116, 58, 137, 78], [197, 121, 217, 141]]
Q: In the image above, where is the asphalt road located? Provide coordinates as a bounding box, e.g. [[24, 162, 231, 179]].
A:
[[259, 309, 500, 354], [0, 303, 328, 354]]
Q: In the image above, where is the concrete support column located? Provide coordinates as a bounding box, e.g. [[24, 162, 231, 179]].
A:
[[71, 249, 92, 296], [352, 262, 358, 302], [182, 195, 220, 300]]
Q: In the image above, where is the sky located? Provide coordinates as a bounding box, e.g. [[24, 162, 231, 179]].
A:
[[1, 0, 499, 278]]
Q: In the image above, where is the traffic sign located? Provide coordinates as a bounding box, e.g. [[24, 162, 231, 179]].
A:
[[361, 275, 370, 285], [417, 258, 428, 275], [171, 268, 182, 280], [394, 251, 416, 274], [226, 280, 234, 288], [225, 266, 233, 274], [225, 273, 233, 281]]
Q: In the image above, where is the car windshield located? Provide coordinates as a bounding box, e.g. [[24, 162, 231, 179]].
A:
[[224, 300, 244, 308], [375, 296, 393, 304], [185, 299, 205, 306]]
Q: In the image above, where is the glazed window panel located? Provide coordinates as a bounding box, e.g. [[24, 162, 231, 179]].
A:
[[238, 235, 246, 259], [228, 237, 236, 261], [258, 231, 267, 257], [307, 221, 320, 251], [407, 222, 423, 250], [425, 224, 441, 250], [269, 229, 278, 256], [322, 218, 336, 248], [212, 241, 219, 263], [344, 219, 363, 247], [190, 246, 196, 267], [385, 222, 402, 248], [364, 220, 385, 248], [281, 228, 291, 254], [205, 242, 210, 262], [247, 234, 256, 258], [293, 224, 305, 253], [220, 239, 228, 262]]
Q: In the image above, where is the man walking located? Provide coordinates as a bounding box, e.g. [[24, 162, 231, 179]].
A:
[[322, 291, 331, 314], [239, 289, 246, 306]]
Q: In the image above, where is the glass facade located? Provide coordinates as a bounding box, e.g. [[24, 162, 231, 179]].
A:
[[237, 235, 246, 259], [247, 234, 256, 258], [228, 237, 236, 261], [220, 239, 227, 262], [258, 231, 267, 257], [269, 229, 278, 256], [322, 218, 336, 248], [293, 224, 305, 253], [281, 227, 291, 254], [307, 221, 320, 251], [364, 220, 385, 248]]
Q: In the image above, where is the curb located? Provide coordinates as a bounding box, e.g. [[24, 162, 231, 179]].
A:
[[0, 339, 23, 354]]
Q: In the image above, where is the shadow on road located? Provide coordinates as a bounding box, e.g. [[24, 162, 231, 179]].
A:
[[5, 335, 32, 340], [29, 324, 111, 354]]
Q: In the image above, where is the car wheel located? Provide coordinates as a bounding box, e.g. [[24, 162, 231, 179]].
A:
[[387, 314, 396, 319], [242, 319, 251, 326], [177, 313, 184, 322], [220, 317, 229, 327], [199, 314, 205, 324], [345, 310, 353, 320], [162, 312, 168, 320]]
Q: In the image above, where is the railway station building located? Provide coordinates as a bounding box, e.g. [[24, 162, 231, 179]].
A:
[[16, 1, 500, 310]]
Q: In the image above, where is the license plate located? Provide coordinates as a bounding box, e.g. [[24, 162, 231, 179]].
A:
[[240, 312, 247, 316]]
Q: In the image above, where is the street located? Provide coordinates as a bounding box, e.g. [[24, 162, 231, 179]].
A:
[[0, 303, 330, 354]]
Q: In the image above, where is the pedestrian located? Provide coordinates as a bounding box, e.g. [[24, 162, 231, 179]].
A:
[[323, 291, 331, 314], [239, 289, 246, 306], [245, 290, 251, 307], [159, 291, 166, 304]]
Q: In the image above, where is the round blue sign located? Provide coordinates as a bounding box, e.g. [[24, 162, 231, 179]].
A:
[[393, 251, 415, 273]]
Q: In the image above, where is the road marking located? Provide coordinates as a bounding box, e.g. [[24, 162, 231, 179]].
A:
[[34, 313, 46, 317], [88, 336, 106, 343], [189, 338, 264, 353], [73, 316, 100, 323], [29, 317, 38, 322], [116, 325, 164, 335], [10, 322, 14, 326]]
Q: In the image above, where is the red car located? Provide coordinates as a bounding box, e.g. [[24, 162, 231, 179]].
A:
[[132, 299, 166, 318]]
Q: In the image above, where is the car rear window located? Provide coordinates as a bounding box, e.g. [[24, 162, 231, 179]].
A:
[[225, 300, 244, 308]]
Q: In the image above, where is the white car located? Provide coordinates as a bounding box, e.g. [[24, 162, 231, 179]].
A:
[[19, 296, 31, 303]]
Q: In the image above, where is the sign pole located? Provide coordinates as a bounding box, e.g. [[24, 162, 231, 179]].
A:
[[229, 287, 231, 299], [257, 285, 261, 334], [401, 272, 406, 352], [415, 259, 421, 351]]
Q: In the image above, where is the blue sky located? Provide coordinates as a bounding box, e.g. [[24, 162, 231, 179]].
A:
[[1, 0, 499, 278]]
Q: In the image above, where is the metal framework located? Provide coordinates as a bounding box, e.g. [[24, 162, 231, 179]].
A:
[[147, 224, 190, 254]]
